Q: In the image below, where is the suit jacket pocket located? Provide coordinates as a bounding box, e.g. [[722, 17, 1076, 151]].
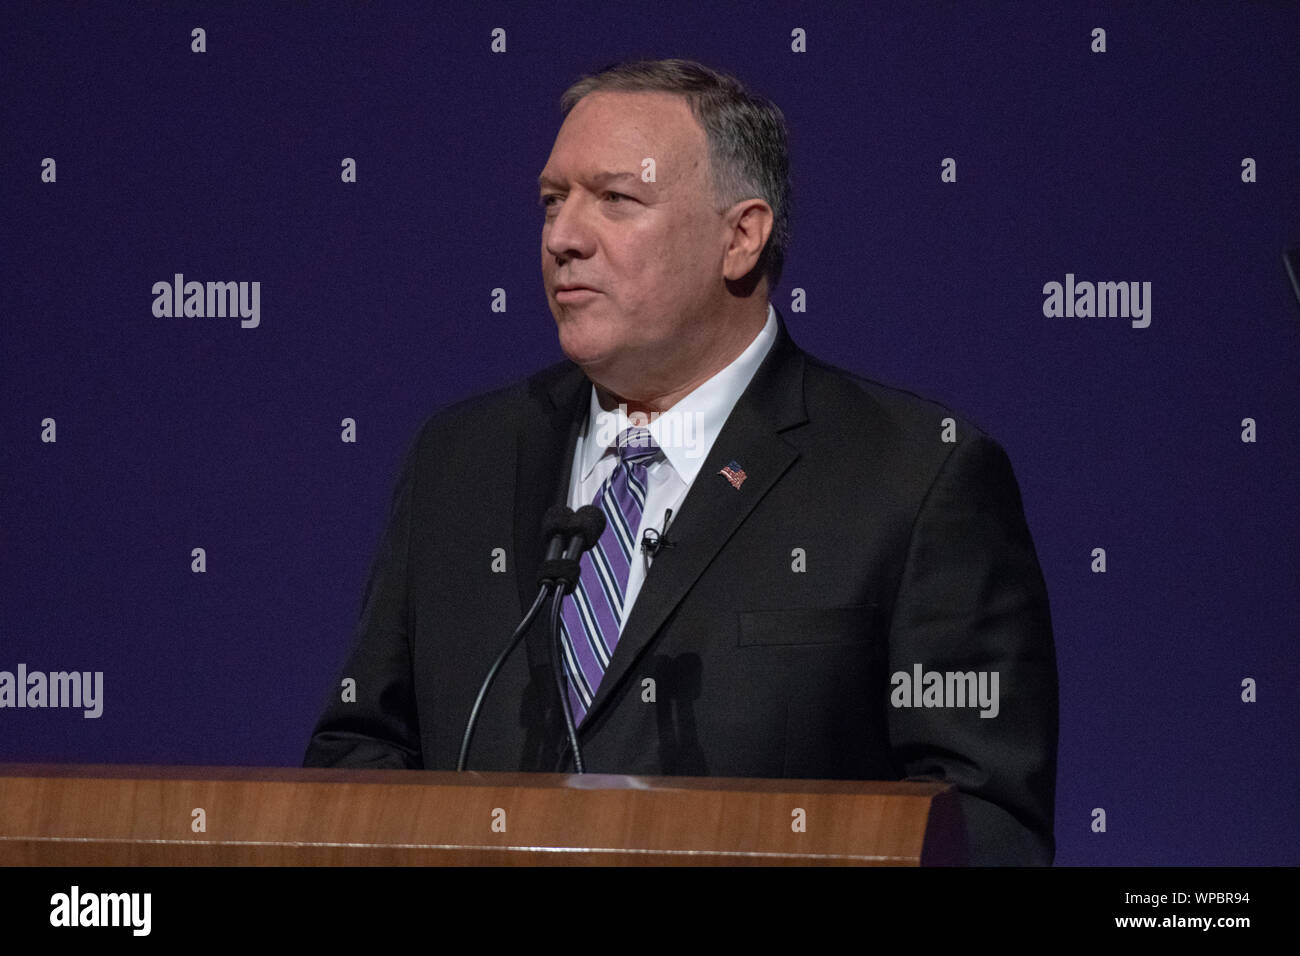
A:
[[737, 604, 882, 647]]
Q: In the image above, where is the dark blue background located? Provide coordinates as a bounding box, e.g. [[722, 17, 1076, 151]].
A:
[[2, 1, 1297, 865]]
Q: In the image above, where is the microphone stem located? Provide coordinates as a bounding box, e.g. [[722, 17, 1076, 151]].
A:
[[457, 585, 549, 771], [548, 586, 585, 773]]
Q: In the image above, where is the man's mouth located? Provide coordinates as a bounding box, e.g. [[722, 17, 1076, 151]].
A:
[[555, 284, 601, 303]]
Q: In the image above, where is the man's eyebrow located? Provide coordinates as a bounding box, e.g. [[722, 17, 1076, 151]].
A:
[[537, 170, 641, 190]]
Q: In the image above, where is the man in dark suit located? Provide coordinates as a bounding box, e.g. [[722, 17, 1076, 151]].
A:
[[304, 59, 1058, 866]]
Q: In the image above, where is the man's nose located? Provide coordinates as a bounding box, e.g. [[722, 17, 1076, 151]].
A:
[[544, 194, 595, 261]]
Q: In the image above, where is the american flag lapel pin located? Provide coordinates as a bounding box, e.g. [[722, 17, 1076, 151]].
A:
[[718, 459, 747, 490]]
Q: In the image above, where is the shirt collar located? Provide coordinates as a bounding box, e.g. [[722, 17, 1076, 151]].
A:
[[579, 302, 778, 485]]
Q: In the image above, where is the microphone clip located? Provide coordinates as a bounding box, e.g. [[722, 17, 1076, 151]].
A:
[[640, 508, 676, 558]]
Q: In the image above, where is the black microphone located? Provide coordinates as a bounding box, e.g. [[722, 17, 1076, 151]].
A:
[[640, 507, 675, 557], [537, 504, 602, 594], [562, 505, 606, 563], [536, 505, 578, 590], [541, 504, 573, 562], [549, 504, 606, 773], [458, 506, 577, 771]]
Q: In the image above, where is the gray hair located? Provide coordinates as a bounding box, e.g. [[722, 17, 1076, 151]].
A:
[[560, 58, 791, 290]]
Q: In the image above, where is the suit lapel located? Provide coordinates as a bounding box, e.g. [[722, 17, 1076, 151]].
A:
[[580, 310, 809, 729], [513, 360, 589, 647]]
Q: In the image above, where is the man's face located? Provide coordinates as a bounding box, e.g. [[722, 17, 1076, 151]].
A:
[[538, 91, 728, 393]]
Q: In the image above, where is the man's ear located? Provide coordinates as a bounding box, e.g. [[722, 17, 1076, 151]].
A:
[[721, 198, 774, 282]]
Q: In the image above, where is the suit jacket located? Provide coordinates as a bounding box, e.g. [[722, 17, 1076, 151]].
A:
[[304, 310, 1059, 865]]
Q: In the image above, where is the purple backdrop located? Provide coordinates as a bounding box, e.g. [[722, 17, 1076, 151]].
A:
[[2, 0, 1297, 866]]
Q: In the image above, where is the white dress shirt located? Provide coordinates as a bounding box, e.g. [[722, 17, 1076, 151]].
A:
[[565, 302, 778, 622]]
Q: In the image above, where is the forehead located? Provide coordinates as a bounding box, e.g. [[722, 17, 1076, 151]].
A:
[[541, 90, 707, 182]]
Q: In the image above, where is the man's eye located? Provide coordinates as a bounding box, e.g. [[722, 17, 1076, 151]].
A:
[[538, 192, 629, 210]]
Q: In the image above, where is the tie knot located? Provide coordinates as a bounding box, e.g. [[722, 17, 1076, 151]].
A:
[[616, 426, 659, 464]]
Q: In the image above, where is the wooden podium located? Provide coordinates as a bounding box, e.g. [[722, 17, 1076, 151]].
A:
[[0, 763, 965, 866]]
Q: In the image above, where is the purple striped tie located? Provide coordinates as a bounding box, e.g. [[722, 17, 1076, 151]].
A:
[[559, 425, 659, 725]]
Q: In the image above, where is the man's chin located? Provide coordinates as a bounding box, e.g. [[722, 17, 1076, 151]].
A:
[[560, 346, 615, 376], [555, 326, 618, 371]]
